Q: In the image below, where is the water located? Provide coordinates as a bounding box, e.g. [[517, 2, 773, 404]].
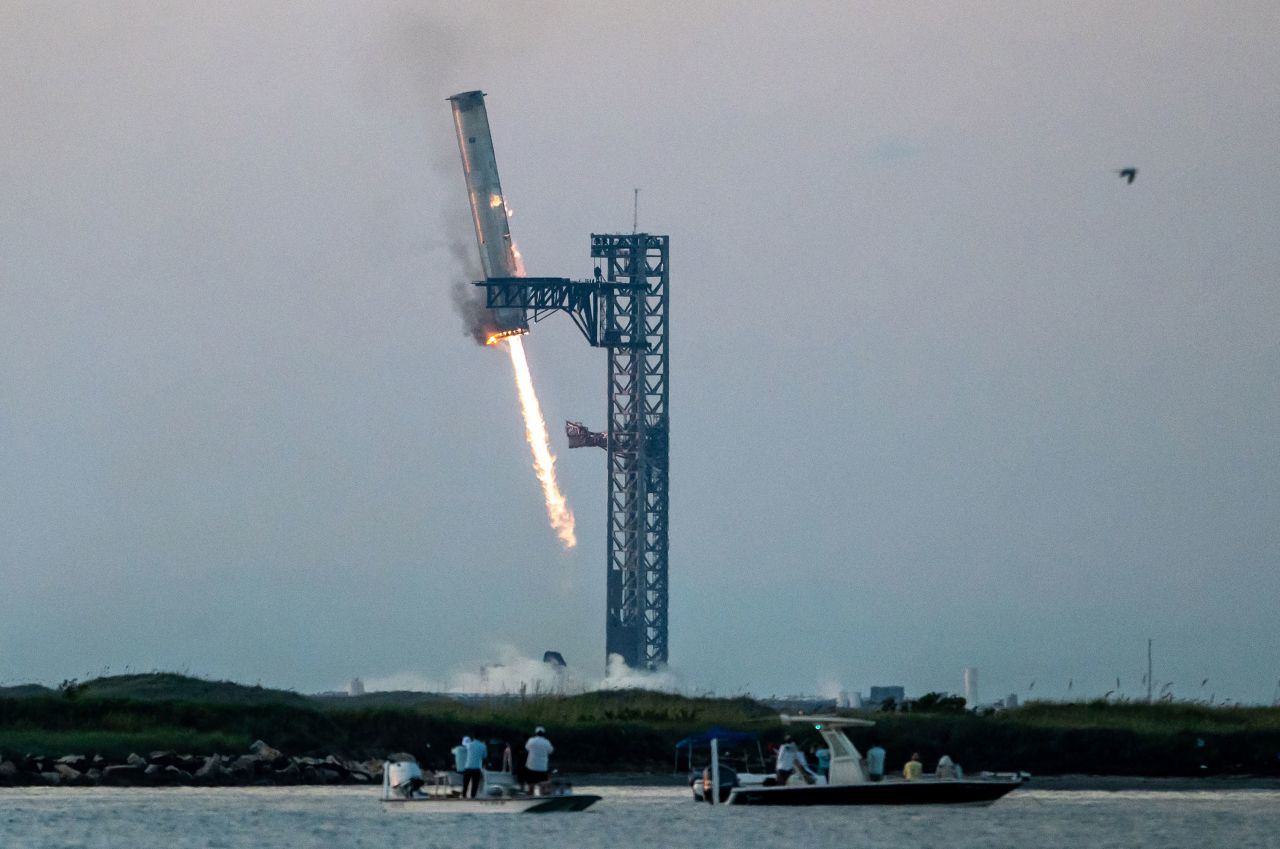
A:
[[2, 785, 1278, 849]]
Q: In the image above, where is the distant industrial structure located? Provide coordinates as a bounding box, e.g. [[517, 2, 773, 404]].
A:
[[869, 685, 906, 707], [963, 667, 978, 708]]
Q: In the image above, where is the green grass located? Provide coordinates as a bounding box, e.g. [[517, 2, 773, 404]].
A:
[[75, 674, 309, 706], [0, 729, 247, 760], [2, 675, 1278, 776], [1001, 700, 1280, 734]]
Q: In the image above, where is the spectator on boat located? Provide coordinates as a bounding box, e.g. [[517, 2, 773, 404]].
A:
[[815, 745, 831, 778], [936, 754, 958, 779], [795, 747, 817, 784], [774, 736, 796, 785], [463, 734, 488, 798], [452, 737, 470, 774], [903, 752, 924, 780], [524, 726, 554, 793], [865, 741, 886, 782]]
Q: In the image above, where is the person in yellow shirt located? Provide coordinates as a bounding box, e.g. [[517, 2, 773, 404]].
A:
[[903, 752, 924, 780]]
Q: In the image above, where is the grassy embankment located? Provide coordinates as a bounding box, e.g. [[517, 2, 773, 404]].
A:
[[3, 674, 1279, 775]]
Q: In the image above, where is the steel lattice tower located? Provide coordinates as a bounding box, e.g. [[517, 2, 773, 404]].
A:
[[476, 234, 671, 671], [452, 90, 670, 672], [594, 234, 670, 670]]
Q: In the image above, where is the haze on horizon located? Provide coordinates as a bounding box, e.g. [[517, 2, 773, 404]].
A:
[[2, 1, 1277, 706]]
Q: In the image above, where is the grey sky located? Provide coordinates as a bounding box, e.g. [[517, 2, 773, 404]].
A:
[[2, 1, 1277, 704]]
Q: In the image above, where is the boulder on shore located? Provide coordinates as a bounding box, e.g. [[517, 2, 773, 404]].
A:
[[0, 760, 21, 785], [54, 764, 83, 783], [164, 765, 193, 782], [274, 761, 300, 783], [56, 754, 89, 771], [228, 754, 259, 777], [101, 764, 146, 786], [194, 755, 226, 783]]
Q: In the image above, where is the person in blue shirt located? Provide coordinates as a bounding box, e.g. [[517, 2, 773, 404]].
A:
[[865, 740, 886, 782], [815, 746, 831, 778], [463, 735, 488, 798]]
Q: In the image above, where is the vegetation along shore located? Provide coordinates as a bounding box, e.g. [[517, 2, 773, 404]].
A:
[[1, 674, 1278, 787]]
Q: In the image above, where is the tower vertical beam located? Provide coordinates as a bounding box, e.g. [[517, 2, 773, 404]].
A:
[[594, 234, 669, 670]]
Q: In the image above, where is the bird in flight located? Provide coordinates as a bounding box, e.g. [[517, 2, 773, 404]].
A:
[[1117, 167, 1138, 184]]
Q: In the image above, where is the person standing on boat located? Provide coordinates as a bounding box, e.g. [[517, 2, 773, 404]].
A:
[[463, 734, 488, 798], [774, 735, 801, 785], [452, 737, 470, 774], [903, 752, 924, 780], [523, 726, 554, 793], [815, 745, 831, 779], [865, 741, 886, 782]]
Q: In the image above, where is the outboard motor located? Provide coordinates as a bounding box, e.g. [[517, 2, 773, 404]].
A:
[[696, 765, 739, 804], [386, 761, 424, 798]]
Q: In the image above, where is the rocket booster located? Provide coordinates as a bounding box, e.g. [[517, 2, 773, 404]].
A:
[[447, 90, 528, 335]]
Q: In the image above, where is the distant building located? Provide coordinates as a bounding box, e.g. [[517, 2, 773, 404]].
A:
[[837, 690, 851, 709], [963, 667, 978, 708], [1004, 693, 1018, 708], [869, 685, 905, 707], [348, 677, 364, 697]]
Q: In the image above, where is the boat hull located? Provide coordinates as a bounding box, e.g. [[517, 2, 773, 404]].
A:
[[382, 794, 600, 814], [727, 779, 1022, 807]]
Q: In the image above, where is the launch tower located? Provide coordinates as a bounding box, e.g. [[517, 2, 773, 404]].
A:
[[451, 91, 670, 671], [478, 236, 670, 670]]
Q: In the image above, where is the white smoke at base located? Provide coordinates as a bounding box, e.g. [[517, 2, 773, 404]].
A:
[[361, 647, 680, 695], [599, 653, 680, 691]]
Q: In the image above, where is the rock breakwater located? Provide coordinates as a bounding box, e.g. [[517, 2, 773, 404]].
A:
[[0, 740, 385, 787]]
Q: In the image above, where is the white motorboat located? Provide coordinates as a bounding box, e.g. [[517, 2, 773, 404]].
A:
[[702, 716, 1027, 807], [379, 761, 600, 813]]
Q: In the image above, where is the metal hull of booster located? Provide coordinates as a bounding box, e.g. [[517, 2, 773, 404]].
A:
[[593, 234, 670, 670], [447, 90, 526, 333]]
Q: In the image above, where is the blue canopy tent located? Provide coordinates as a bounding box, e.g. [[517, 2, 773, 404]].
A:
[[673, 726, 765, 774]]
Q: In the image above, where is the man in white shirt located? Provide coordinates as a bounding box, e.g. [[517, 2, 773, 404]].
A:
[[775, 735, 800, 785], [523, 726, 554, 793], [452, 737, 469, 774]]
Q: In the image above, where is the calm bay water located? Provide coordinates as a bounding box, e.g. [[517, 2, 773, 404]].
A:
[[2, 785, 1278, 849]]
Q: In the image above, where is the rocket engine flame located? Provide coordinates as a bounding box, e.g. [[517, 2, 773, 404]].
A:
[[485, 328, 527, 346], [505, 334, 576, 548]]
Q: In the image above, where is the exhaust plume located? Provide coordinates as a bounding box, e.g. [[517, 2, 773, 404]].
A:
[[506, 334, 576, 548]]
